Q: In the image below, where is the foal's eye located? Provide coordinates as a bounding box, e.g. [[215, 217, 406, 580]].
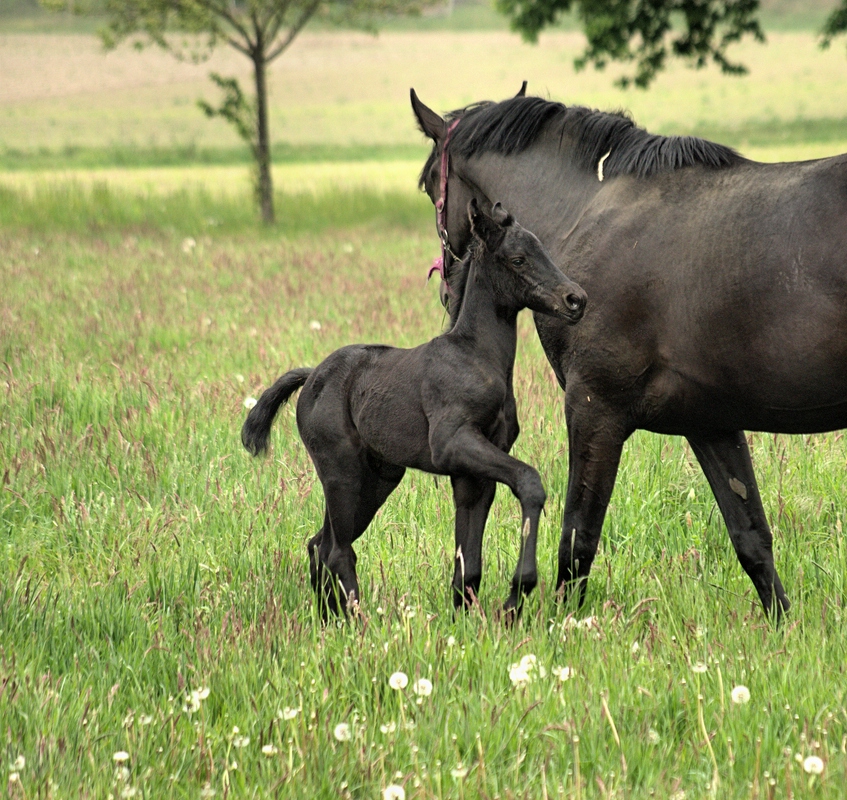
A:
[[511, 257, 526, 268]]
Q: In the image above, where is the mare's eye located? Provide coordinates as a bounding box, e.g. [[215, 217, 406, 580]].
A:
[[511, 257, 526, 268]]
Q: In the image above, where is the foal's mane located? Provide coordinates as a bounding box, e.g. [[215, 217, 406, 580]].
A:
[[420, 96, 741, 187]]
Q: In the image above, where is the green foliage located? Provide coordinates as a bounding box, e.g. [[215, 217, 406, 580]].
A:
[[495, 0, 847, 87], [496, 0, 766, 87]]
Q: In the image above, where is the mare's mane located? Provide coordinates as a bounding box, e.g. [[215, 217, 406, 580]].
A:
[[419, 96, 741, 188]]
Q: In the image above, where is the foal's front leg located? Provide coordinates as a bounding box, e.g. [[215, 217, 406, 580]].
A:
[[451, 476, 496, 610], [432, 425, 546, 618]]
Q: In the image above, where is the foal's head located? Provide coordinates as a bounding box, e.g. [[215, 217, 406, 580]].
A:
[[466, 199, 587, 323]]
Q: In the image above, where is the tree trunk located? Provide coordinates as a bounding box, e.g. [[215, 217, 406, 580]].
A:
[[252, 50, 274, 225]]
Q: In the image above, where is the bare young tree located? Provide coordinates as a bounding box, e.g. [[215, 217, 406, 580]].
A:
[[45, 0, 436, 223]]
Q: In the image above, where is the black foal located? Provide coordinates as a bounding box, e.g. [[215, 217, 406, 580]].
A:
[[242, 201, 586, 617]]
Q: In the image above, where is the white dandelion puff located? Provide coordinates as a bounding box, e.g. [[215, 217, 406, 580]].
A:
[[803, 756, 824, 775], [552, 665, 575, 682], [309, 320, 322, 331], [243, 396, 257, 410], [382, 785, 405, 800], [412, 678, 433, 697], [261, 744, 278, 757], [388, 672, 409, 690], [113, 751, 130, 763], [731, 685, 751, 705], [333, 722, 352, 742], [692, 662, 708, 674]]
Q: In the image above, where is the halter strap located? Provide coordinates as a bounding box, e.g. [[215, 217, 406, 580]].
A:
[[428, 119, 461, 283]]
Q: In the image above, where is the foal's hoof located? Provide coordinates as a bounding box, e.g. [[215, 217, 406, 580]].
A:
[[500, 596, 522, 626]]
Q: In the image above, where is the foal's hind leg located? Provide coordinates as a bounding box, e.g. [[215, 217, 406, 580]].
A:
[[308, 510, 329, 593], [687, 431, 790, 618], [315, 462, 405, 616]]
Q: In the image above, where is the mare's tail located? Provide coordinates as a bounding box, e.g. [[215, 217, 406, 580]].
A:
[[241, 367, 313, 456]]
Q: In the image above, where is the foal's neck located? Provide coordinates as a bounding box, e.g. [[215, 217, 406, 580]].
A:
[[450, 258, 519, 366]]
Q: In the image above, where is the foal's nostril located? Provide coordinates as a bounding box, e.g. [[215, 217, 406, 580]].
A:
[[566, 292, 587, 316]]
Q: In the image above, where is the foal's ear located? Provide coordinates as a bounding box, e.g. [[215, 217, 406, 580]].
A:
[[491, 202, 514, 227], [468, 199, 502, 249], [514, 81, 528, 97], [410, 88, 446, 142]]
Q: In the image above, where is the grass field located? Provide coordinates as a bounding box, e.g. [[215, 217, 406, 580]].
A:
[[3, 21, 847, 800]]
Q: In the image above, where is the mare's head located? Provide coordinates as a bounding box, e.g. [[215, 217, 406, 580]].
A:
[[463, 199, 586, 323]]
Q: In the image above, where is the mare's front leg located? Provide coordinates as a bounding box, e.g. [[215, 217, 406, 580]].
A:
[[556, 391, 628, 608], [432, 425, 545, 619], [687, 430, 790, 618]]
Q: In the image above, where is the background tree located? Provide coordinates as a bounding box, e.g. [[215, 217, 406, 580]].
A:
[[495, 0, 847, 88], [44, 0, 436, 223]]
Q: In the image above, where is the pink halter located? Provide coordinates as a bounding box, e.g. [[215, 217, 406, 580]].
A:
[[428, 119, 461, 283]]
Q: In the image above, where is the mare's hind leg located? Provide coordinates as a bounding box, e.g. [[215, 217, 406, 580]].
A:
[[555, 394, 628, 609], [451, 476, 496, 610], [687, 431, 790, 618], [315, 462, 405, 617]]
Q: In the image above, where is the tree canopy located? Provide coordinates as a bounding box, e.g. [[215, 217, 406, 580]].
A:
[[495, 0, 847, 87]]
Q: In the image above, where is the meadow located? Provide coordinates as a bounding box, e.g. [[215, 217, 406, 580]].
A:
[[3, 19, 847, 800]]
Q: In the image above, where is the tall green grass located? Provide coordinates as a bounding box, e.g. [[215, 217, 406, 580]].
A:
[[2, 184, 847, 797]]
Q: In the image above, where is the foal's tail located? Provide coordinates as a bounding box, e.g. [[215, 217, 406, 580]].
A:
[[241, 367, 313, 456]]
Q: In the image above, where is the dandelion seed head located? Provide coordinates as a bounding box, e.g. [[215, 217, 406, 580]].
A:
[[382, 784, 405, 800], [731, 685, 751, 705], [113, 751, 130, 763], [692, 662, 708, 674], [451, 764, 469, 779], [647, 728, 661, 745], [413, 678, 433, 697], [279, 706, 300, 721], [389, 672, 409, 690], [334, 722, 352, 742], [243, 396, 257, 410], [309, 320, 322, 331], [261, 744, 278, 757], [803, 756, 824, 775], [11, 756, 25, 771], [552, 665, 575, 681]]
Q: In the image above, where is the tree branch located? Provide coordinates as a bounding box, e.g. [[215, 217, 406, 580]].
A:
[[266, 0, 321, 62]]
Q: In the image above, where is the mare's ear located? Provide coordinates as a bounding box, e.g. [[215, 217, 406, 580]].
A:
[[468, 199, 502, 249], [491, 201, 514, 227], [410, 89, 446, 142], [515, 81, 528, 97]]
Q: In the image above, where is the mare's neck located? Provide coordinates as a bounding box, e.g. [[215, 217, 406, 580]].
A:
[[449, 259, 518, 368], [460, 137, 602, 256]]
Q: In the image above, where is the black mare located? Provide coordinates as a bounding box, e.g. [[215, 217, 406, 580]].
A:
[[411, 88, 847, 618], [242, 202, 586, 616]]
